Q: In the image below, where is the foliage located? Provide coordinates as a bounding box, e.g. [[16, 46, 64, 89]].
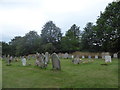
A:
[[95, 1, 120, 52], [41, 21, 62, 44], [81, 22, 96, 51], [81, 1, 120, 53], [61, 24, 81, 53], [2, 42, 10, 56]]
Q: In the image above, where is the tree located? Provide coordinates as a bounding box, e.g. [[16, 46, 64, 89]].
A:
[[61, 24, 81, 52], [41, 21, 62, 52], [9, 36, 23, 56], [81, 22, 97, 52], [22, 31, 40, 55], [2, 42, 10, 56], [95, 1, 120, 52], [41, 21, 62, 44], [8, 31, 41, 56]]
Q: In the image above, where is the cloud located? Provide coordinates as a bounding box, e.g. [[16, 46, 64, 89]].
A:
[[0, 0, 113, 42]]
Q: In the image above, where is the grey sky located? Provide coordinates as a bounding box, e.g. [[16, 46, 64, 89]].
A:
[[0, 0, 113, 43]]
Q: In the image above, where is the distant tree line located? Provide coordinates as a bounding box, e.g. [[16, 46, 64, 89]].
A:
[[1, 1, 120, 56]]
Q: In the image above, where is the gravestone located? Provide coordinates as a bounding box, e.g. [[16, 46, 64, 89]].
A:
[[101, 52, 110, 59], [35, 56, 40, 66], [58, 53, 61, 58], [64, 53, 68, 59], [105, 56, 112, 63], [38, 54, 47, 68], [82, 56, 85, 58], [72, 56, 81, 64], [27, 55, 30, 60], [113, 53, 118, 58], [36, 52, 40, 56], [51, 53, 61, 70], [7, 55, 10, 64], [95, 55, 98, 59], [45, 52, 49, 64], [71, 55, 74, 59], [8, 56, 13, 65], [21, 56, 26, 66], [68, 55, 71, 59], [88, 55, 91, 59], [101, 52, 105, 59], [62, 54, 65, 58], [68, 54, 74, 59]]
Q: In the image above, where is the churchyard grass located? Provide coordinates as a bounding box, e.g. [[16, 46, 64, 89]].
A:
[[2, 58, 118, 88]]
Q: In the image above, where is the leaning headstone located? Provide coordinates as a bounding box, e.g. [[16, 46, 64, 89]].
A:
[[21, 56, 27, 66], [105, 56, 112, 63], [95, 55, 98, 59], [113, 53, 118, 58], [82, 56, 85, 58], [51, 53, 61, 70]]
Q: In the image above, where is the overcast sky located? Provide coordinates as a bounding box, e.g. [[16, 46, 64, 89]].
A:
[[0, 0, 113, 43]]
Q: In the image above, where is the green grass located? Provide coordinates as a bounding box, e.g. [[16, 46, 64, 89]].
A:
[[2, 58, 119, 88]]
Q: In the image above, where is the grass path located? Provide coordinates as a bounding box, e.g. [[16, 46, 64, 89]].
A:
[[2, 58, 119, 88]]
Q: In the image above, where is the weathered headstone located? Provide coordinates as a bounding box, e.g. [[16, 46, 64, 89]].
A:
[[45, 52, 49, 64], [72, 57, 81, 64], [64, 53, 69, 59], [51, 53, 61, 70], [38, 54, 47, 68], [113, 53, 118, 58], [7, 56, 13, 65], [95, 55, 98, 59], [105, 56, 112, 63], [35, 56, 40, 66], [21, 56, 26, 66]]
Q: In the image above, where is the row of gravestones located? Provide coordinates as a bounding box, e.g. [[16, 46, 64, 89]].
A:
[[72, 55, 112, 64], [2, 52, 116, 69], [4, 52, 61, 70], [2, 52, 118, 61], [58, 53, 118, 59], [27, 52, 61, 70]]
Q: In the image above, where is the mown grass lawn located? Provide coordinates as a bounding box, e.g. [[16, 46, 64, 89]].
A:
[[2, 58, 119, 88]]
